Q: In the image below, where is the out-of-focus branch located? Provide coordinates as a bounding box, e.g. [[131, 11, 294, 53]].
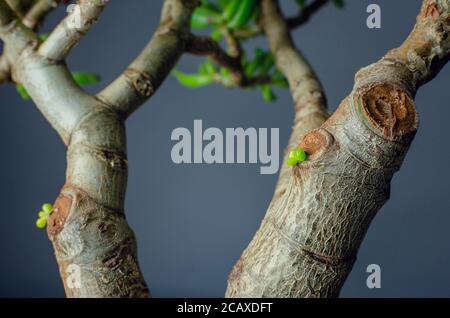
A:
[[23, 0, 65, 30], [97, 0, 200, 118], [235, 0, 331, 39], [286, 0, 330, 29], [262, 0, 327, 113]]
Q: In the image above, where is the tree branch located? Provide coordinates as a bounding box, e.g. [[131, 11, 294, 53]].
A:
[[97, 0, 199, 118], [39, 0, 109, 61], [226, 0, 450, 298], [23, 0, 64, 30], [286, 0, 330, 29], [0, 0, 97, 143], [234, 0, 331, 39]]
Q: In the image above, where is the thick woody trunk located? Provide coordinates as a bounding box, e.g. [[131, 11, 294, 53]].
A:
[[226, 0, 450, 298], [0, 0, 196, 298], [47, 108, 150, 297]]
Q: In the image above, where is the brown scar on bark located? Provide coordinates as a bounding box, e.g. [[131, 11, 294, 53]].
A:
[[124, 68, 154, 98], [421, 0, 440, 19], [47, 192, 72, 237], [356, 84, 417, 141], [299, 128, 334, 158]]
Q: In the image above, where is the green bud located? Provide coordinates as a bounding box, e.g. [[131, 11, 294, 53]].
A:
[[294, 148, 307, 162], [38, 211, 46, 219], [287, 147, 307, 166], [259, 85, 276, 102], [287, 157, 299, 167], [16, 84, 31, 100], [39, 33, 49, 42], [42, 203, 53, 214], [36, 218, 47, 229]]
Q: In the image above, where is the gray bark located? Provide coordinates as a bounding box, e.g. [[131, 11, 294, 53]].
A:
[[226, 0, 450, 298]]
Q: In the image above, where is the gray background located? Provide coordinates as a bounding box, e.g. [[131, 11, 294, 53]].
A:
[[0, 0, 449, 298]]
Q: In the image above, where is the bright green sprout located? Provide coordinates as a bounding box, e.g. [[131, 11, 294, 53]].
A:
[[287, 147, 307, 166], [35, 203, 54, 229], [39, 33, 49, 42]]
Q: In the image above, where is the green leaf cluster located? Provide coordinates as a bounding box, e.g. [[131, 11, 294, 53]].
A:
[[36, 203, 53, 229], [287, 148, 307, 166]]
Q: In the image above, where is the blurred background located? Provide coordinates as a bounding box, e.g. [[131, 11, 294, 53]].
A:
[[1, 0, 449, 298]]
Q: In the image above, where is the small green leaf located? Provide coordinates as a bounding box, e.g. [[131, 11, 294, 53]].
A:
[[210, 29, 223, 41], [259, 85, 276, 102], [219, 0, 231, 10], [227, 0, 258, 29], [332, 0, 345, 9], [287, 147, 307, 166], [42, 203, 53, 215], [260, 52, 275, 74], [223, 0, 241, 22], [191, 6, 221, 29], [173, 70, 214, 88], [72, 72, 101, 86], [36, 218, 47, 229], [16, 84, 31, 100], [39, 33, 49, 42], [287, 157, 298, 167], [198, 61, 216, 75], [38, 211, 46, 219], [294, 148, 307, 162]]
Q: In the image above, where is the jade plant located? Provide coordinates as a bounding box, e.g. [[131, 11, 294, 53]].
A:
[[2, 0, 449, 300]]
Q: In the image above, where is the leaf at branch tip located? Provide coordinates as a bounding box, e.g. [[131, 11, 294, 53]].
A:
[[259, 85, 276, 102], [191, 5, 222, 29], [332, 0, 345, 9], [227, 0, 258, 29], [72, 72, 101, 86], [16, 84, 31, 100], [173, 70, 214, 88], [39, 33, 49, 42], [198, 61, 216, 75], [223, 0, 241, 22], [210, 29, 222, 41]]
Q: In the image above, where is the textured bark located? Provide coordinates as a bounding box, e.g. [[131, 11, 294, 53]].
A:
[[1, 0, 450, 299], [0, 0, 197, 297], [46, 107, 150, 297], [226, 0, 450, 298]]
